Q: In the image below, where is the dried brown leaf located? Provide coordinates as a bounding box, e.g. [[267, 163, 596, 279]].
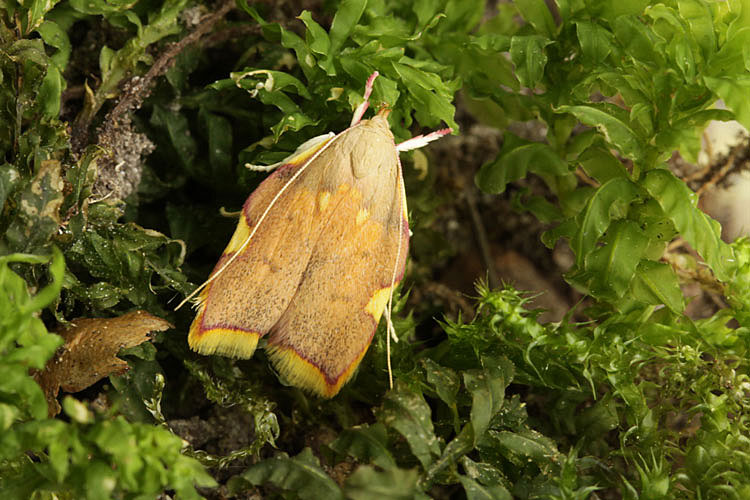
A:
[[35, 310, 172, 416]]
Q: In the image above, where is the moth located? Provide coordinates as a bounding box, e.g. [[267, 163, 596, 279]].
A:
[[182, 72, 450, 397]]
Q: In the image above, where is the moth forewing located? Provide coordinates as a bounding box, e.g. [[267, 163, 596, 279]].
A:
[[186, 130, 342, 359]]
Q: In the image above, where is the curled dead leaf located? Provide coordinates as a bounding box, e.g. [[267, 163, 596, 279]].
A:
[[35, 310, 172, 416]]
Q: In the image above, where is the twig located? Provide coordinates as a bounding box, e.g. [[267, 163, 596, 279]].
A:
[[454, 163, 500, 289], [695, 146, 741, 197], [106, 1, 235, 123], [72, 1, 235, 152]]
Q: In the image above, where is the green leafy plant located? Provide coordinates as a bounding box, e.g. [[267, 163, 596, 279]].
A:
[[0, 250, 214, 497]]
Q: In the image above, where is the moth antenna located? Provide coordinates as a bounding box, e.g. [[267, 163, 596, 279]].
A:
[[385, 126, 452, 388], [350, 71, 379, 127], [385, 153, 407, 390], [175, 134, 340, 311]]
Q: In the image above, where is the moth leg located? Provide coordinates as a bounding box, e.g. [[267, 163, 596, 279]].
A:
[[244, 132, 336, 172], [350, 71, 379, 127], [245, 162, 279, 172], [396, 128, 453, 152]]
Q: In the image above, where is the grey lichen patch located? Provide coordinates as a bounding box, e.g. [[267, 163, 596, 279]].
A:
[[94, 114, 155, 200]]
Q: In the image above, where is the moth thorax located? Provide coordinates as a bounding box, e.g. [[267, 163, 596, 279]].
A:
[[350, 131, 397, 179]]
